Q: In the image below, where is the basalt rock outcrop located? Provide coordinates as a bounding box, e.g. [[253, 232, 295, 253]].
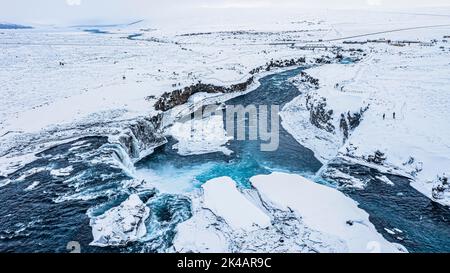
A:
[[432, 175, 449, 201], [117, 114, 165, 162], [299, 71, 320, 89], [154, 77, 254, 112], [306, 95, 335, 133], [339, 107, 369, 142], [249, 57, 307, 74], [366, 150, 387, 165]]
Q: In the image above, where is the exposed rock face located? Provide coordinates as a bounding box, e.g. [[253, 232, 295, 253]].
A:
[[89, 194, 150, 247], [154, 77, 254, 111], [306, 94, 335, 133], [366, 150, 387, 165], [300, 71, 320, 88], [432, 176, 449, 200], [291, 71, 320, 90], [347, 111, 363, 130], [340, 114, 350, 140], [339, 107, 369, 142], [250, 57, 307, 74], [155, 57, 331, 112], [117, 114, 165, 162], [314, 56, 333, 64]]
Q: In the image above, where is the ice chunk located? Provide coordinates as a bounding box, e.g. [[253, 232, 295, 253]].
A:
[[202, 177, 271, 231], [251, 172, 406, 253], [89, 194, 150, 247]]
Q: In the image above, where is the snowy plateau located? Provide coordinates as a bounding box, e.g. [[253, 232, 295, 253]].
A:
[[0, 7, 449, 253]]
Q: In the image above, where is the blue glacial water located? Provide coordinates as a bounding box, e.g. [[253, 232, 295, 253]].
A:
[[136, 68, 323, 190], [0, 67, 448, 253], [136, 67, 450, 253]]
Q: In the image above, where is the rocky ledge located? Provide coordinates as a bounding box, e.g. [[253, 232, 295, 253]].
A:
[[154, 77, 254, 112]]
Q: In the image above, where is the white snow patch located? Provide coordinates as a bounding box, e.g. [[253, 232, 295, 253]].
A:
[[251, 172, 406, 253], [171, 114, 232, 156], [50, 166, 74, 177], [202, 177, 271, 231], [173, 203, 230, 253], [24, 181, 40, 191], [89, 194, 150, 247]]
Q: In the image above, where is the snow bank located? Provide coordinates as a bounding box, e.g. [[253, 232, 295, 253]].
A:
[[251, 172, 406, 253], [174, 174, 406, 253], [283, 38, 450, 206], [202, 177, 271, 231], [89, 194, 150, 247], [173, 197, 230, 253], [170, 114, 232, 156], [281, 95, 342, 164]]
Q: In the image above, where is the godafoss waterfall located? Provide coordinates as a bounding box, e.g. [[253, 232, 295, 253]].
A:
[[0, 68, 448, 253]]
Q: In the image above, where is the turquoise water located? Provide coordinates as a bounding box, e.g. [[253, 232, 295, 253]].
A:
[[1, 67, 448, 253], [136, 67, 323, 190], [137, 67, 450, 253]]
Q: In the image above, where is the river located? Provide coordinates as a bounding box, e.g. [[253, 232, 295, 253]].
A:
[[0, 67, 448, 253]]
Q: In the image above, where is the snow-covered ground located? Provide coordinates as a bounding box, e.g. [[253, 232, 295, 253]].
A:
[[0, 12, 329, 176], [170, 113, 233, 156], [1, 7, 450, 252], [281, 29, 450, 206], [202, 177, 271, 231]]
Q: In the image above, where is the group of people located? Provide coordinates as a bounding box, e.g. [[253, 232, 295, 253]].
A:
[[383, 112, 396, 120]]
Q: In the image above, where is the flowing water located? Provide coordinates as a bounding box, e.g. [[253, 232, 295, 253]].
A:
[[0, 67, 448, 253], [136, 67, 450, 253]]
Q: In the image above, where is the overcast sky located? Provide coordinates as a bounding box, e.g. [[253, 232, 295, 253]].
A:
[[2, 0, 450, 25]]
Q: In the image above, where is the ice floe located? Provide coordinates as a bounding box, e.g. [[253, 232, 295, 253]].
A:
[[89, 194, 150, 247], [174, 173, 406, 253], [251, 172, 406, 253], [202, 177, 271, 231]]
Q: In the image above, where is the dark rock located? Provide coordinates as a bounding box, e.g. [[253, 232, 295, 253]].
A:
[[306, 95, 335, 133], [154, 77, 254, 111], [118, 115, 165, 159], [339, 106, 369, 142], [367, 150, 387, 165], [432, 175, 449, 200], [249, 57, 306, 75]]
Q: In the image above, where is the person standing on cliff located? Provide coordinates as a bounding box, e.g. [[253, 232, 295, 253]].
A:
[[383, 113, 386, 120], [393, 112, 396, 119]]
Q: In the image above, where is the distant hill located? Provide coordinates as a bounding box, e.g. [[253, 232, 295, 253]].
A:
[[0, 23, 33, 29]]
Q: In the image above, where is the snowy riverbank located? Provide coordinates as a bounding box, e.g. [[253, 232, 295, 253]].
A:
[[173, 173, 406, 253], [281, 36, 450, 206], [0, 8, 449, 253]]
